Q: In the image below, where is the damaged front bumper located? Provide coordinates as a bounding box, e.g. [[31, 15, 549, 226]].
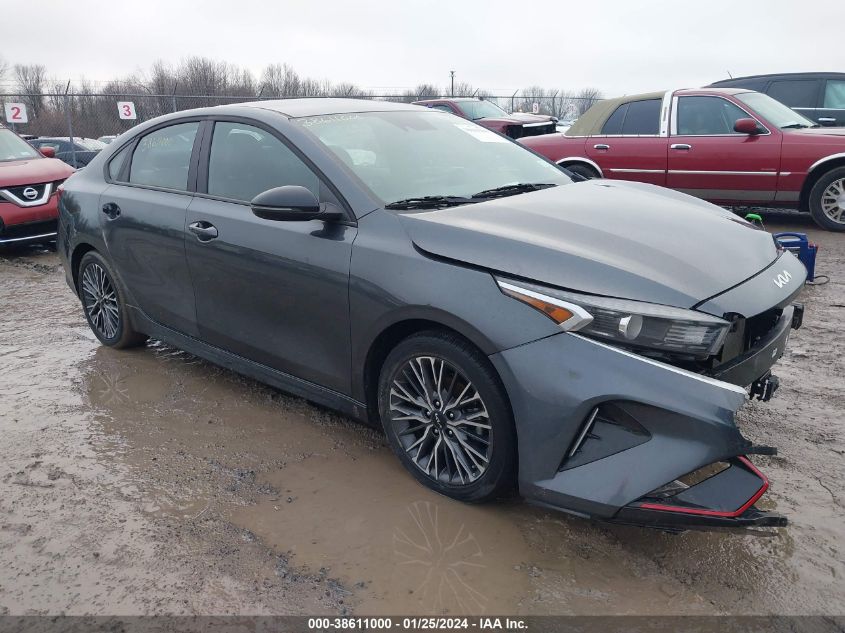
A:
[[490, 330, 787, 531]]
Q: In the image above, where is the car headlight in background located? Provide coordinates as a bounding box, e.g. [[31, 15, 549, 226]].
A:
[[496, 277, 729, 359]]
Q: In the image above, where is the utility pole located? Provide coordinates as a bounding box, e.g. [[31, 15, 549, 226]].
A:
[[450, 70, 455, 97]]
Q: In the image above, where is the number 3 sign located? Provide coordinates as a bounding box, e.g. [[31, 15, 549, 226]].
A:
[[4, 103, 28, 124], [117, 101, 137, 120]]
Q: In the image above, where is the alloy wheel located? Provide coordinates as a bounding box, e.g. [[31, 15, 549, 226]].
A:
[[821, 177, 845, 224], [388, 356, 492, 485], [81, 262, 120, 339]]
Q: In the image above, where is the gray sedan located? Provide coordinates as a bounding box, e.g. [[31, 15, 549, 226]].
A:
[[57, 99, 806, 531]]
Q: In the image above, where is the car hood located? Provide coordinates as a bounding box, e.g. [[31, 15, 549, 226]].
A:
[[479, 113, 554, 125], [786, 127, 845, 138], [0, 157, 75, 188], [398, 180, 778, 309]]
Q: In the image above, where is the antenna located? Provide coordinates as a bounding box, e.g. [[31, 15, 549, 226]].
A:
[[727, 70, 733, 78]]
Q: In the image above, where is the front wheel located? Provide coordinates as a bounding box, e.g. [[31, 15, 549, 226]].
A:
[[809, 167, 845, 231], [77, 251, 147, 348], [377, 331, 516, 503]]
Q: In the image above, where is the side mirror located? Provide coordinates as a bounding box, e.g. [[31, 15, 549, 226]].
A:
[[39, 146, 56, 158], [250, 186, 340, 222], [734, 118, 762, 135]]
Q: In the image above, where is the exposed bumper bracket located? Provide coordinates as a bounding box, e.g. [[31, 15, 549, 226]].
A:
[[750, 372, 779, 402]]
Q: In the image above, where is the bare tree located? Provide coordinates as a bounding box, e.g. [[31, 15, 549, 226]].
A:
[[574, 87, 603, 115], [0, 57, 8, 83], [14, 64, 47, 118]]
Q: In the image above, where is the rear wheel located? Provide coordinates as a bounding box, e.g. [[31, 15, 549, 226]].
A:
[[809, 167, 845, 232], [377, 331, 516, 503], [77, 251, 147, 348]]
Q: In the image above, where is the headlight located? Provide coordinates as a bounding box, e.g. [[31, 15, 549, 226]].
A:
[[496, 277, 729, 358]]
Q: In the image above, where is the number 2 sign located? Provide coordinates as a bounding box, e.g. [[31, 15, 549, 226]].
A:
[[4, 102, 28, 124], [117, 101, 137, 120]]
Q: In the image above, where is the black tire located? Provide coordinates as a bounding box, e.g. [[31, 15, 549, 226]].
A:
[[808, 166, 845, 232], [562, 163, 600, 180], [77, 251, 147, 348], [377, 331, 516, 503]]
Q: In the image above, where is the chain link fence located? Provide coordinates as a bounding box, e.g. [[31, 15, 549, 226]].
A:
[[0, 92, 604, 142]]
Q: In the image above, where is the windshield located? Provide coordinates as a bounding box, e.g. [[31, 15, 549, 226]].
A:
[[736, 92, 817, 129], [297, 111, 570, 206], [0, 128, 41, 162], [456, 100, 510, 120]]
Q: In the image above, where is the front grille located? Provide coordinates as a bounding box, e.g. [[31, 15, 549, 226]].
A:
[[505, 122, 557, 139], [0, 182, 52, 207], [744, 307, 782, 350]]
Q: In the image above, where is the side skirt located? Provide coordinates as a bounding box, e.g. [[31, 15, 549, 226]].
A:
[[128, 306, 370, 424]]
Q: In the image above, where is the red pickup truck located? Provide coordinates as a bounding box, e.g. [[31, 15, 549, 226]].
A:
[[413, 98, 557, 139], [520, 88, 845, 231], [0, 124, 75, 246]]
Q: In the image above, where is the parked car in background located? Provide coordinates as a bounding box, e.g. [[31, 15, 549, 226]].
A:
[[709, 72, 845, 127], [413, 97, 557, 139], [0, 124, 75, 246], [28, 137, 107, 168], [58, 99, 804, 531], [520, 88, 845, 231], [97, 135, 118, 145], [556, 118, 577, 134]]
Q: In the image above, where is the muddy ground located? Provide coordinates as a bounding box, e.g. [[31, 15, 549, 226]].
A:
[[0, 212, 843, 617]]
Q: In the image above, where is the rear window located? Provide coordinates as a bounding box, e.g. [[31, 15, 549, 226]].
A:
[[0, 128, 40, 162], [128, 122, 199, 191], [824, 80, 845, 109]]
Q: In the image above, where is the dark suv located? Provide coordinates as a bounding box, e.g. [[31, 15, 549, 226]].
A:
[[710, 72, 845, 127]]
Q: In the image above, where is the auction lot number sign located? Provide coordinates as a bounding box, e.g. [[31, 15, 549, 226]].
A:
[[117, 101, 137, 120], [4, 102, 28, 124]]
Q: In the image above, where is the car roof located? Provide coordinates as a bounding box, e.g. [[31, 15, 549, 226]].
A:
[[236, 98, 426, 118], [565, 88, 755, 136], [710, 71, 845, 85]]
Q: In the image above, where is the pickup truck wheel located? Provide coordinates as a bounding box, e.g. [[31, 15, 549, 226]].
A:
[[809, 167, 845, 232], [563, 163, 600, 180]]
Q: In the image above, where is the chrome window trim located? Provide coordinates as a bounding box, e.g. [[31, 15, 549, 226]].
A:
[[0, 182, 54, 207], [555, 157, 604, 178], [659, 89, 672, 137], [670, 95, 771, 137], [568, 332, 748, 396]]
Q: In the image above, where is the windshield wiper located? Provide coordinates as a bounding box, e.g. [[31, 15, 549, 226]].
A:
[[384, 195, 476, 210], [471, 182, 557, 200], [781, 122, 815, 129]]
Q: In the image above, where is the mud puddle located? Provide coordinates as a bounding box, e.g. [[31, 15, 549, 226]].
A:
[[1, 213, 844, 616]]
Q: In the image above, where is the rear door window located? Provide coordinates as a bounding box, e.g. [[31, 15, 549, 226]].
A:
[[620, 99, 661, 135], [129, 122, 199, 191], [767, 80, 820, 108]]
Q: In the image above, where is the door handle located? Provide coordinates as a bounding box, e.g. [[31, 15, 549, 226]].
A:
[[819, 117, 836, 125], [593, 144, 610, 150], [670, 143, 692, 150], [188, 221, 219, 241], [101, 202, 121, 219]]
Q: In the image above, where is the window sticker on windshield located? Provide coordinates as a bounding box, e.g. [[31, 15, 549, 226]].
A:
[[453, 122, 508, 143]]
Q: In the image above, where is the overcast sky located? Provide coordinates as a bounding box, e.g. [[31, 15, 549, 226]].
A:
[[2, 0, 841, 97]]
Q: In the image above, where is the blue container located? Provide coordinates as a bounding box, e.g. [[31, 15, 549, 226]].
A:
[[774, 232, 817, 282]]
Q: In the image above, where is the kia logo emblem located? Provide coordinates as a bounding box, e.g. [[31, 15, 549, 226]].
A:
[[22, 187, 38, 201], [773, 270, 792, 289]]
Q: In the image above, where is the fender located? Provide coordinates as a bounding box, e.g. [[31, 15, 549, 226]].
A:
[[556, 156, 604, 178]]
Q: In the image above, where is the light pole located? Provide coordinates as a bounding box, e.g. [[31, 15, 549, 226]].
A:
[[450, 70, 455, 97]]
